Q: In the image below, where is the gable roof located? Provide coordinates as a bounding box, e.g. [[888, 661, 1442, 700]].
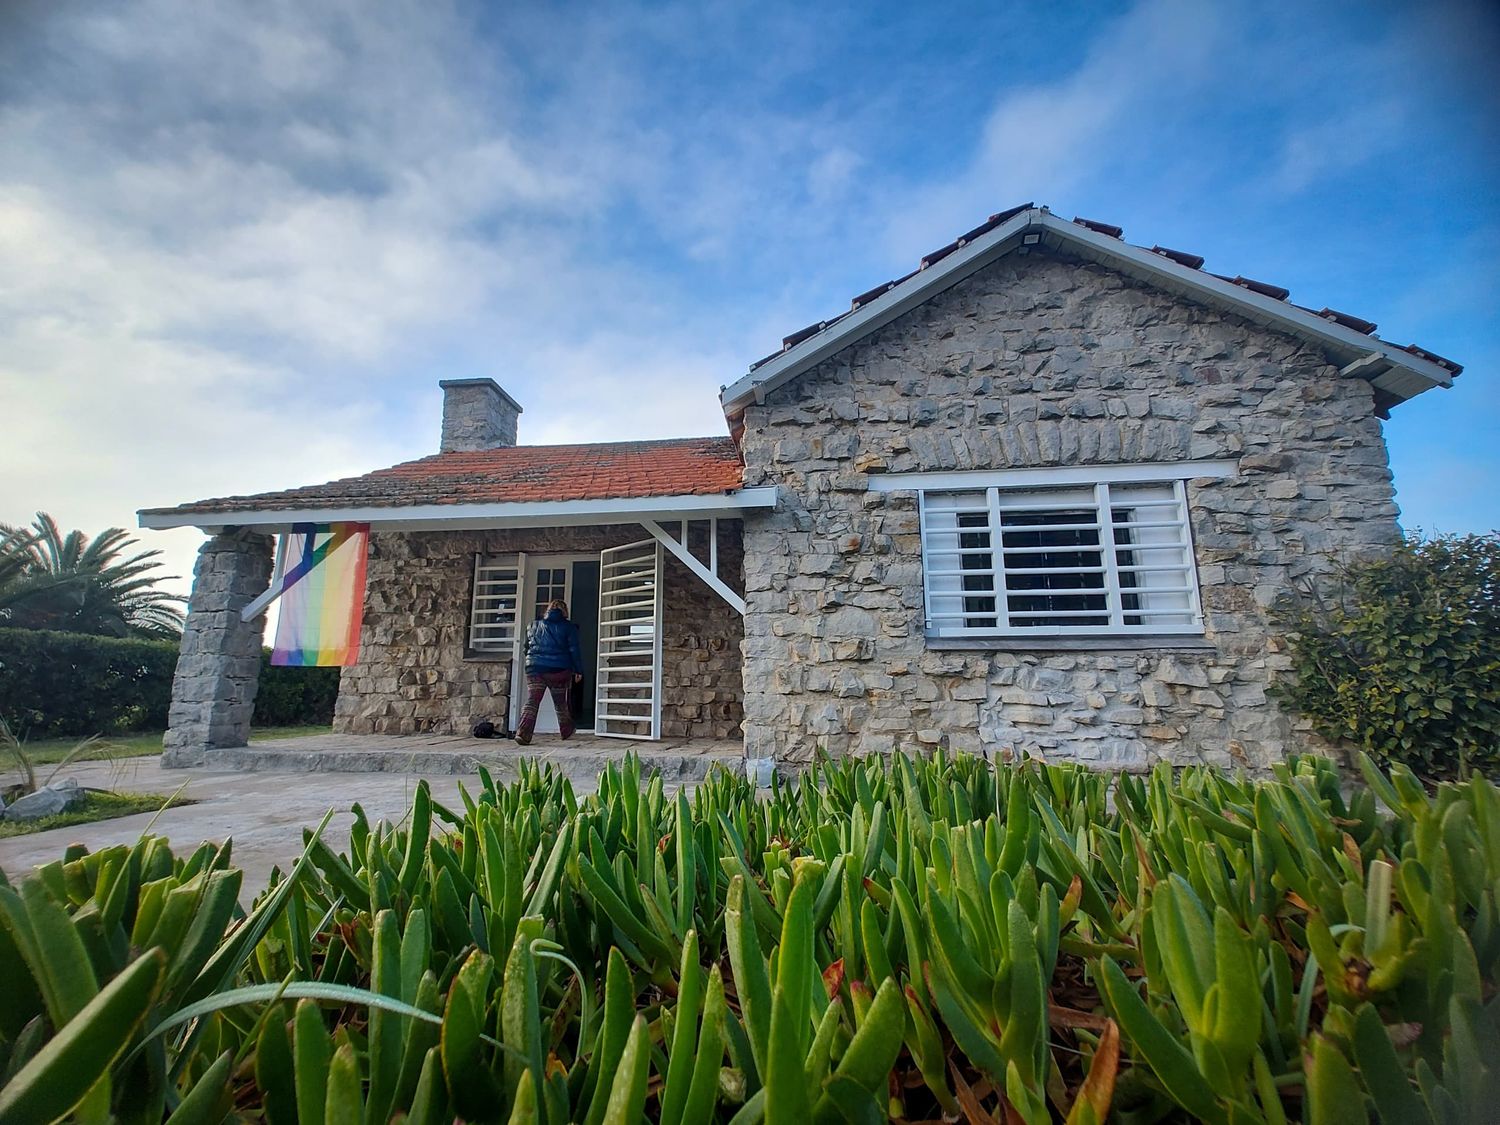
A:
[[139, 437, 754, 530], [720, 204, 1461, 417]]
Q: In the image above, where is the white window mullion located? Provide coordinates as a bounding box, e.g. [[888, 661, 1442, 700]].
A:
[[1175, 478, 1206, 630], [1096, 483, 1127, 629], [984, 486, 1011, 629]]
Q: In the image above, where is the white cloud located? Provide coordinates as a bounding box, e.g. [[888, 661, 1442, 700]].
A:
[[0, 0, 785, 596], [878, 0, 1230, 255], [1270, 99, 1410, 195]]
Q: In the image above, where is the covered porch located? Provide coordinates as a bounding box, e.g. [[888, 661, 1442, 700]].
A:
[[139, 412, 775, 768]]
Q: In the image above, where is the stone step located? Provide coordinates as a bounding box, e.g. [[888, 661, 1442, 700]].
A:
[[201, 743, 744, 783]]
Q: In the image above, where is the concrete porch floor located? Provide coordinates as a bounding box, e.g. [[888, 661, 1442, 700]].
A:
[[203, 730, 746, 781]]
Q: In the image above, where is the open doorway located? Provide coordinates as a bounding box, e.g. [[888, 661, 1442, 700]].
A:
[[509, 554, 601, 735]]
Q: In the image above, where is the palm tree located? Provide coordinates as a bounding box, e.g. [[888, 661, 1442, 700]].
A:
[[0, 513, 187, 638]]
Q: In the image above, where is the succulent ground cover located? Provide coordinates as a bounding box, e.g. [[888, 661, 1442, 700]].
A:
[[0, 751, 1495, 1124]]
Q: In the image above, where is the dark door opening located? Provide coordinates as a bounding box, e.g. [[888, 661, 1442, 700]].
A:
[[570, 559, 601, 730]]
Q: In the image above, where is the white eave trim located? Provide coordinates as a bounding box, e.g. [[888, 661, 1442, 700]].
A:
[[138, 487, 779, 533], [719, 208, 1454, 413]]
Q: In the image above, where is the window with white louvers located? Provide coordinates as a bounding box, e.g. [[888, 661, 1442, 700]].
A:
[[919, 477, 1206, 638], [468, 555, 520, 653]]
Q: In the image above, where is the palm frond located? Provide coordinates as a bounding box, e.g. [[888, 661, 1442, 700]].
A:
[[0, 512, 186, 638]]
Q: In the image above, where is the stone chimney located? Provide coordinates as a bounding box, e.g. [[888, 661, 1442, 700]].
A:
[[439, 378, 523, 452]]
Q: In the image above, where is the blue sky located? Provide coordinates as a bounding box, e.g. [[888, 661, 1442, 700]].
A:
[[1, 0, 1495, 594]]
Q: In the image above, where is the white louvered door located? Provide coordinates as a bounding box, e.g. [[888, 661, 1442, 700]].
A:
[[595, 539, 662, 739]]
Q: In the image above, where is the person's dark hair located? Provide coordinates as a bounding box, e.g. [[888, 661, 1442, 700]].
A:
[[548, 598, 569, 617]]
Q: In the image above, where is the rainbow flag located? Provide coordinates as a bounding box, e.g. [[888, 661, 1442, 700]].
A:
[[270, 522, 370, 666]]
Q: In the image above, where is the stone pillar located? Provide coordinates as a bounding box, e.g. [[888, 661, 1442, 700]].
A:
[[161, 529, 274, 767], [439, 378, 523, 451]]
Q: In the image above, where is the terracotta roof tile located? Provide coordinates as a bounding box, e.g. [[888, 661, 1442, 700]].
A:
[[143, 437, 745, 517], [1316, 307, 1377, 335], [1227, 275, 1291, 301], [1072, 216, 1124, 238], [1149, 245, 1205, 269], [851, 280, 897, 309], [1397, 343, 1462, 373], [920, 240, 962, 269]]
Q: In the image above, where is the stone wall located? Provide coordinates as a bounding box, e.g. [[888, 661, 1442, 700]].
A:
[[737, 248, 1400, 770], [661, 521, 745, 738], [335, 522, 744, 739]]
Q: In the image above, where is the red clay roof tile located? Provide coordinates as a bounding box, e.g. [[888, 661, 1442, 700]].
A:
[[1073, 216, 1124, 238], [143, 437, 745, 517], [1149, 245, 1206, 269], [1316, 307, 1378, 335]]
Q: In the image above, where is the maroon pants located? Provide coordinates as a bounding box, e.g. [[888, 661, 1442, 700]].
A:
[[516, 669, 576, 744]]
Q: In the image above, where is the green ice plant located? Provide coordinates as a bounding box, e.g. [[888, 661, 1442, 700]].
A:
[[1, 751, 1497, 1123]]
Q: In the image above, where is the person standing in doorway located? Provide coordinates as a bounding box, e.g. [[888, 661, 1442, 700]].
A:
[[515, 598, 584, 745]]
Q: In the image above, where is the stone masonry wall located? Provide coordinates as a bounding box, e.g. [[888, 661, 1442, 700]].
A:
[[738, 248, 1400, 770], [335, 523, 744, 738], [162, 529, 273, 766], [661, 521, 745, 738]]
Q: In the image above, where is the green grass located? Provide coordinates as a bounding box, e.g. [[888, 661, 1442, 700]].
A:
[[0, 789, 193, 838], [11, 724, 331, 767]]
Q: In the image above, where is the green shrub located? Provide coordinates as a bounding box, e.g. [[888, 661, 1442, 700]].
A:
[[253, 656, 340, 727], [1274, 532, 1500, 780], [0, 627, 340, 736], [2, 751, 1495, 1123], [0, 626, 178, 735]]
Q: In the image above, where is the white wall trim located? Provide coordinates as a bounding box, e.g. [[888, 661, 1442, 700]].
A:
[[139, 487, 779, 533], [867, 459, 1238, 493]]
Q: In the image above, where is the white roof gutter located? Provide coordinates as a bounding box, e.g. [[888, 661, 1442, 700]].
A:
[[719, 208, 1454, 414], [138, 487, 779, 534]]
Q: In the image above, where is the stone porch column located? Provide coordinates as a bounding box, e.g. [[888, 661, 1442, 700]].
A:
[[161, 529, 274, 767]]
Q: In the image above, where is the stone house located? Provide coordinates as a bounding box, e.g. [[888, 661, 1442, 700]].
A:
[[141, 205, 1461, 770]]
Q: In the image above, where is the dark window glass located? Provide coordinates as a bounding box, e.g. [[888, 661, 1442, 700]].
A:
[[957, 512, 996, 627], [1000, 507, 1107, 627]]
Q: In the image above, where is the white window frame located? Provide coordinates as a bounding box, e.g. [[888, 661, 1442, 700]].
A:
[[468, 553, 521, 654], [870, 461, 1235, 641]]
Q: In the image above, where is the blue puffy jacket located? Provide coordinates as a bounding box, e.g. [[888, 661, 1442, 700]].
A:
[[525, 608, 584, 674]]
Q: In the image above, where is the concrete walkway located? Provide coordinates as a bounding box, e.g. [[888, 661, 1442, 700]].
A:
[[2, 731, 746, 897], [0, 758, 548, 897]]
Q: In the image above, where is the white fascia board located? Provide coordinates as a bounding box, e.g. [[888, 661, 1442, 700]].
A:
[[719, 208, 1044, 411], [138, 487, 779, 533], [867, 460, 1238, 492], [720, 208, 1452, 414]]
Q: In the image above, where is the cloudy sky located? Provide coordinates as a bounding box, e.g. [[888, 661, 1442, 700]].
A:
[[2, 0, 1496, 598]]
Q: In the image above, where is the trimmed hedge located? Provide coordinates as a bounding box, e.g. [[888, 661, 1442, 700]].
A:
[[0, 627, 339, 737], [0, 627, 178, 736], [254, 656, 341, 727]]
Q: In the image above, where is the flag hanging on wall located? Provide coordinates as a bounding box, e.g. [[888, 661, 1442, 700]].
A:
[[271, 522, 370, 666]]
